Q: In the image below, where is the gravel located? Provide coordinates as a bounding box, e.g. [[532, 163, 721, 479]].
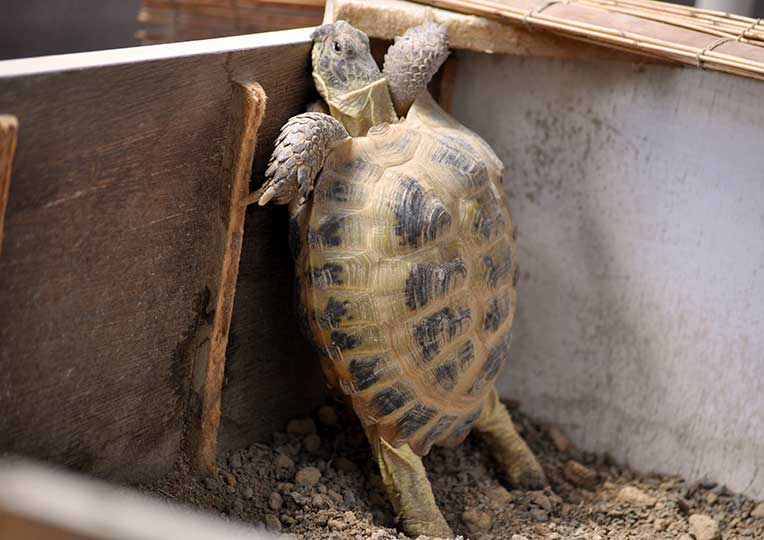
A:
[[147, 401, 763, 540]]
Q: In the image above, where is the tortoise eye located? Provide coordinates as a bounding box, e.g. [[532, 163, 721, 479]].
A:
[[332, 40, 342, 53]]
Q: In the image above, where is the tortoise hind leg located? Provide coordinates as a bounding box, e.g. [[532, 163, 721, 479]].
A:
[[473, 389, 547, 489], [365, 427, 453, 538]]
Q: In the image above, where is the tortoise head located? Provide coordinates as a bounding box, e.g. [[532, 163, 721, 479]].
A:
[[310, 22, 383, 105]]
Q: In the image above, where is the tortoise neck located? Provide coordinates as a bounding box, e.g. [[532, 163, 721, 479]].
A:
[[323, 77, 398, 137]]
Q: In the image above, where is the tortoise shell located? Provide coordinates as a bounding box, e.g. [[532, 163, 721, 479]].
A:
[[289, 94, 517, 456]]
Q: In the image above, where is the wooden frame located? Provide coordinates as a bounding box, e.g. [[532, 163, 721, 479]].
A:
[[0, 29, 319, 482], [0, 115, 17, 255]]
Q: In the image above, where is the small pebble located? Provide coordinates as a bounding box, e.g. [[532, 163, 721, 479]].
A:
[[335, 456, 358, 473], [232, 498, 244, 513], [222, 471, 236, 488], [229, 453, 243, 469], [269, 491, 283, 510], [264, 513, 282, 532], [274, 453, 296, 479], [530, 508, 549, 522], [303, 433, 322, 453], [295, 466, 322, 487], [286, 418, 316, 435], [751, 502, 764, 518], [529, 491, 553, 512], [617, 486, 657, 507], [242, 486, 254, 500], [689, 513, 721, 540], [511, 535, 530, 540], [547, 425, 571, 452], [462, 508, 493, 532], [328, 518, 347, 530], [485, 484, 514, 509], [203, 477, 217, 490], [563, 460, 597, 489], [318, 405, 338, 426]]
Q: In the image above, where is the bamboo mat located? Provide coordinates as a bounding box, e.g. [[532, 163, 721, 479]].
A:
[[415, 0, 764, 81], [138, 0, 325, 44]]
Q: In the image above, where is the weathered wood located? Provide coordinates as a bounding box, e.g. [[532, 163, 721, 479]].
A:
[[0, 458, 272, 539], [0, 115, 17, 255], [0, 29, 323, 483], [329, 0, 665, 63], [186, 81, 267, 475]]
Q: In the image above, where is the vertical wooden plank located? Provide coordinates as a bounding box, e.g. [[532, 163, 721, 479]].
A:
[[0, 115, 17, 255], [187, 81, 267, 475]]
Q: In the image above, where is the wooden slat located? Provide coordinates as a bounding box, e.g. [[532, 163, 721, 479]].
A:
[[0, 29, 323, 483], [0, 459, 272, 539], [330, 0, 665, 63], [0, 115, 17, 255], [188, 81, 267, 475]]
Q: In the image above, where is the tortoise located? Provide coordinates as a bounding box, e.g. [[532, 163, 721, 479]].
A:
[[254, 20, 546, 538]]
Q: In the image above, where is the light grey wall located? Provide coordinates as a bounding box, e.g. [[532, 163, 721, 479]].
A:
[[452, 53, 764, 499]]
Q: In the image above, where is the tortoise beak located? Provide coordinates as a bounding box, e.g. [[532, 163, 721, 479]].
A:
[[310, 23, 335, 42]]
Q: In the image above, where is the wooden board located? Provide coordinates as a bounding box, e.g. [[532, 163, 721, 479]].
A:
[[0, 115, 17, 255], [0, 29, 324, 483], [0, 458, 272, 539], [186, 81, 267, 475], [328, 0, 666, 64]]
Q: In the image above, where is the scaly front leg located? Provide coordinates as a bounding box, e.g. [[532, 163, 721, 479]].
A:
[[383, 21, 450, 117], [253, 112, 349, 206]]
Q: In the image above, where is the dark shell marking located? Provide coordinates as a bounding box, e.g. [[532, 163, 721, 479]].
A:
[[434, 360, 458, 390], [469, 331, 512, 395], [483, 290, 511, 333], [395, 403, 437, 440], [404, 257, 467, 310], [348, 355, 392, 392], [309, 215, 344, 248], [393, 177, 451, 247], [309, 263, 344, 288], [422, 415, 456, 450], [431, 143, 489, 190], [331, 330, 361, 350], [370, 383, 414, 417], [320, 297, 351, 328], [483, 242, 513, 288], [413, 306, 472, 363]]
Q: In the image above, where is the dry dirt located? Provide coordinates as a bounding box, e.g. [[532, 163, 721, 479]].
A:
[[148, 401, 763, 540]]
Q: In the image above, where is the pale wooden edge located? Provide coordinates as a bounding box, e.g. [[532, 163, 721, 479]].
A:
[[0, 115, 18, 257], [0, 27, 313, 78], [0, 458, 275, 540], [328, 0, 668, 64], [190, 82, 268, 475]]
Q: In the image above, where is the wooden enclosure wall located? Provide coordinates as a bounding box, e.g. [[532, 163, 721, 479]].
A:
[[0, 30, 325, 482]]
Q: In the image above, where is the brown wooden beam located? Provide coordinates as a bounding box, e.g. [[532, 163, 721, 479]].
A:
[[187, 81, 268, 475], [0, 115, 17, 256]]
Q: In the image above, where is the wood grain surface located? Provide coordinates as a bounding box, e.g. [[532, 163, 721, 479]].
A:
[[0, 115, 17, 255], [0, 30, 325, 482]]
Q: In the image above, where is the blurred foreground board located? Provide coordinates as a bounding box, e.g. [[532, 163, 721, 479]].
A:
[[0, 458, 273, 540], [139, 0, 326, 43]]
